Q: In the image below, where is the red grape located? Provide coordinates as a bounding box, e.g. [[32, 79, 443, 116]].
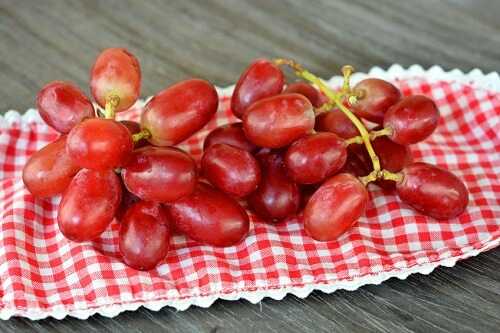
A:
[[166, 182, 249, 247], [122, 146, 197, 203], [396, 162, 468, 219], [119, 201, 170, 270], [141, 79, 218, 146], [201, 144, 261, 197], [340, 150, 370, 177], [243, 93, 315, 148], [248, 152, 301, 222], [384, 95, 439, 145], [284, 82, 324, 108], [120, 120, 148, 148], [37, 81, 95, 133], [116, 182, 141, 221], [315, 110, 359, 139], [351, 78, 401, 124], [372, 136, 413, 189], [203, 122, 258, 153], [22, 136, 81, 198], [304, 173, 368, 241], [285, 132, 347, 184], [231, 59, 284, 118], [58, 169, 122, 242], [66, 118, 133, 170], [90, 48, 141, 112]]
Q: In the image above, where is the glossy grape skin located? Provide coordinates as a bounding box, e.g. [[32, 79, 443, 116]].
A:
[[304, 173, 368, 241], [248, 152, 301, 222], [22, 136, 81, 198], [396, 163, 468, 220], [141, 79, 218, 146], [243, 93, 315, 148], [90, 48, 141, 112], [231, 59, 284, 119], [315, 110, 359, 139], [203, 122, 258, 153], [201, 144, 261, 197], [285, 133, 347, 184], [67, 118, 133, 170], [373, 136, 413, 189], [122, 146, 197, 203], [119, 201, 170, 270], [166, 183, 249, 247], [37, 81, 95, 133], [120, 120, 148, 148], [284, 82, 324, 108], [351, 78, 401, 124], [58, 169, 122, 242], [384, 95, 439, 145]]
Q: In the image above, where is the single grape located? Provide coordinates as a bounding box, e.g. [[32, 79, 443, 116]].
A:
[[373, 136, 413, 189], [203, 122, 258, 153], [141, 79, 218, 146], [120, 120, 148, 148], [340, 150, 370, 177], [243, 93, 315, 148], [283, 82, 324, 108], [285, 132, 347, 184], [248, 152, 301, 222], [166, 182, 249, 247], [90, 48, 141, 112], [22, 136, 81, 198], [58, 169, 121, 242], [384, 95, 439, 145], [304, 173, 368, 241], [37, 81, 95, 133], [66, 118, 133, 170], [351, 78, 401, 124], [119, 201, 170, 270], [122, 146, 197, 203], [315, 110, 359, 139], [201, 143, 261, 197], [231, 59, 284, 119], [396, 162, 468, 219]]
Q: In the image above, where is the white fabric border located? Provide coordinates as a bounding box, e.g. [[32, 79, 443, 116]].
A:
[[0, 64, 499, 320]]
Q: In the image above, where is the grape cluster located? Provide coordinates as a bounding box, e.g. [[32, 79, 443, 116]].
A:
[[22, 49, 469, 271]]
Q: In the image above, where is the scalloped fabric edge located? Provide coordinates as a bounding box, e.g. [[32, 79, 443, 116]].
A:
[[0, 64, 499, 320]]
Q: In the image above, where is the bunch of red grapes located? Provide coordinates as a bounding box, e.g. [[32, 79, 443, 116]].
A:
[[22, 49, 469, 270]]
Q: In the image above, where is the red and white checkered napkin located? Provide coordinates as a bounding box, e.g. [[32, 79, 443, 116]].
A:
[[0, 65, 499, 320]]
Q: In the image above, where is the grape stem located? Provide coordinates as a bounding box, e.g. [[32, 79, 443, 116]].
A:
[[132, 129, 151, 142], [104, 95, 120, 119], [346, 127, 393, 145], [273, 58, 381, 173]]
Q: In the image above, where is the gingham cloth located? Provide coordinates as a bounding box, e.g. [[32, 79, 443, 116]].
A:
[[0, 65, 499, 320]]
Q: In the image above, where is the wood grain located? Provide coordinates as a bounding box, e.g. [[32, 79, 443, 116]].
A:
[[0, 0, 499, 332]]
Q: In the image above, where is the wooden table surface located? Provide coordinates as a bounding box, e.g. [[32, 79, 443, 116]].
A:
[[1, 1, 499, 332]]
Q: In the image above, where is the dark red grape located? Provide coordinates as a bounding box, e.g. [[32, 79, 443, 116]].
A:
[[22, 136, 81, 198], [58, 169, 122, 242], [122, 146, 197, 203], [201, 144, 261, 197], [285, 132, 347, 184], [384, 95, 439, 145], [396, 162, 468, 219], [120, 120, 148, 148], [66, 118, 133, 170], [231, 59, 284, 119], [90, 48, 141, 112], [304, 173, 368, 241], [284, 82, 323, 108], [116, 181, 141, 221], [248, 152, 301, 222], [243, 93, 315, 148], [340, 150, 370, 177], [315, 110, 359, 139], [119, 201, 170, 270], [141, 79, 218, 146], [37, 81, 95, 133], [203, 122, 258, 153], [166, 182, 249, 247], [351, 78, 401, 124], [372, 136, 413, 189]]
